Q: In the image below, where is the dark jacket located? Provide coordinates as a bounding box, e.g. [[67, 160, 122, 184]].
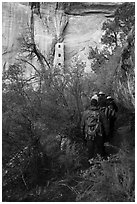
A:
[[106, 99, 118, 116], [81, 106, 106, 158], [98, 95, 106, 108], [81, 106, 99, 136]]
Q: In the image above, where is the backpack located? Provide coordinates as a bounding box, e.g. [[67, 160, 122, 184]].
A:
[[85, 109, 102, 140]]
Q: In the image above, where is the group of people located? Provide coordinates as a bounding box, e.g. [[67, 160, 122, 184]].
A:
[[81, 91, 118, 160]]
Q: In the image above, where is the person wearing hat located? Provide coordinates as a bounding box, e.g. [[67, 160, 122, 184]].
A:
[[98, 91, 106, 108], [81, 97, 106, 160], [106, 96, 118, 111], [99, 91, 104, 95], [97, 91, 110, 142], [91, 94, 98, 102], [106, 96, 118, 118]]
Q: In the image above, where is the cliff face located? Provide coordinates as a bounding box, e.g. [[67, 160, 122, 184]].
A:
[[2, 2, 118, 69], [2, 2, 135, 110], [113, 27, 135, 111], [2, 3, 30, 66], [64, 13, 105, 69]]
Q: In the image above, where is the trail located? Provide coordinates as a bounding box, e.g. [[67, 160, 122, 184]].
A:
[[21, 123, 134, 202]]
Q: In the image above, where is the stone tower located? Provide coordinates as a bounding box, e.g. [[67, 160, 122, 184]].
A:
[[53, 42, 64, 68]]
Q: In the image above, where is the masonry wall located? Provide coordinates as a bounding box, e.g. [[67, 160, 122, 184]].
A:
[[53, 42, 64, 68]]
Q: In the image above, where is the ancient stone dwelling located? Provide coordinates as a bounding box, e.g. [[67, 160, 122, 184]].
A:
[[53, 42, 64, 68], [2, 2, 120, 71]]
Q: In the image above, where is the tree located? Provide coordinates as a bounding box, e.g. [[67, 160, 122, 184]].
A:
[[101, 2, 135, 49], [88, 46, 109, 73], [115, 2, 135, 35], [101, 20, 119, 48]]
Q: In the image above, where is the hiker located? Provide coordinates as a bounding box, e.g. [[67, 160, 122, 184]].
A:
[[98, 91, 106, 108], [81, 97, 105, 160], [90, 94, 98, 103], [106, 96, 118, 138], [92, 92, 99, 102]]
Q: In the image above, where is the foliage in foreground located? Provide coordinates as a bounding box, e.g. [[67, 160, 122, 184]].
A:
[[2, 2, 135, 202], [76, 150, 134, 202], [3, 133, 135, 202]]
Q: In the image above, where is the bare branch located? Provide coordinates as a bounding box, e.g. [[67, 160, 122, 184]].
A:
[[20, 59, 40, 75]]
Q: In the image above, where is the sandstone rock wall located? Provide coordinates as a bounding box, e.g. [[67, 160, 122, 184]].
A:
[[2, 2, 117, 70], [2, 2, 134, 111], [113, 27, 135, 111], [2, 3, 30, 66]]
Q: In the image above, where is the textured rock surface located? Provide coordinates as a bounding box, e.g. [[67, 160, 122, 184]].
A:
[[64, 13, 106, 69], [2, 2, 134, 110], [113, 27, 135, 111], [2, 3, 30, 65], [2, 2, 119, 70]]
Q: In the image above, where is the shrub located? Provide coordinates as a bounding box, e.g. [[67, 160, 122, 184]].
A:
[[76, 149, 135, 202]]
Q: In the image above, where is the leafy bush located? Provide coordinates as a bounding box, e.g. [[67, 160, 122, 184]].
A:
[[2, 2, 135, 201], [57, 140, 87, 175], [76, 149, 134, 202]]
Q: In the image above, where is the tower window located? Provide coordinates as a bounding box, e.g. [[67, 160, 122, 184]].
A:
[[58, 44, 61, 48], [58, 54, 61, 57]]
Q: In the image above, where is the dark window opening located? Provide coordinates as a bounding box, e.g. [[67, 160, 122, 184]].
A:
[[58, 44, 61, 48], [58, 54, 61, 57], [58, 63, 61, 66]]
